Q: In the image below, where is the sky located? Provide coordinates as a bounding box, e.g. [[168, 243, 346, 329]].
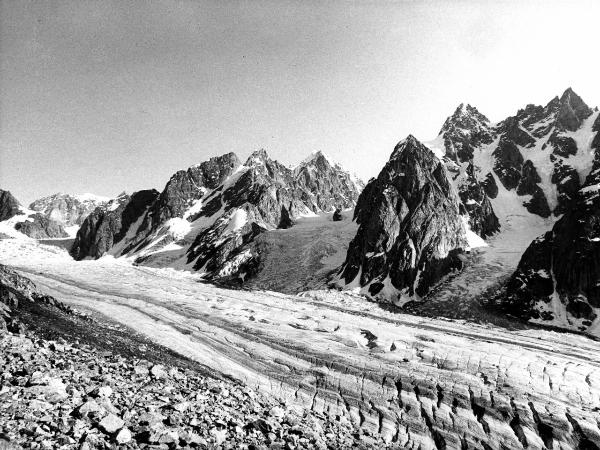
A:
[[1, 0, 599, 204]]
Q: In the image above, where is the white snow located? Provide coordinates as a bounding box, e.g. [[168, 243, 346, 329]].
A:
[[423, 134, 446, 160], [462, 216, 487, 250], [225, 208, 248, 233], [75, 193, 112, 203]]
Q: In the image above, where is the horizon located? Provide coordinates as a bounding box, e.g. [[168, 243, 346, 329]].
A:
[[2, 0, 599, 204]]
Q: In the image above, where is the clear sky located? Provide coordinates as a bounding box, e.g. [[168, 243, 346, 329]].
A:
[[1, 0, 598, 204]]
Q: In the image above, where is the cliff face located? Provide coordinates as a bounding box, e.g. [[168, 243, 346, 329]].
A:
[[70, 190, 160, 260], [0, 190, 21, 222], [338, 135, 468, 304], [505, 115, 600, 334]]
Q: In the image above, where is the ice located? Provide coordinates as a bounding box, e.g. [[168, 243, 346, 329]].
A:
[[1, 237, 599, 447]]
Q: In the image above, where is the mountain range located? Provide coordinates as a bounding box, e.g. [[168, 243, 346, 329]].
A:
[[1, 87, 598, 336]]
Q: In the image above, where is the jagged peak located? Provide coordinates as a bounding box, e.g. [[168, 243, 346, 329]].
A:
[[391, 135, 436, 162], [191, 152, 241, 170], [244, 148, 271, 167], [439, 103, 490, 136], [298, 150, 337, 168], [558, 87, 589, 110], [555, 87, 593, 131]]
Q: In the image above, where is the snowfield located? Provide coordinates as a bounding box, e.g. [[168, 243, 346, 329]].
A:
[[1, 238, 599, 449]]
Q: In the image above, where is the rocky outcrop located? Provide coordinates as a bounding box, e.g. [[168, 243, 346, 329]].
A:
[[458, 163, 500, 237], [516, 160, 551, 217], [71, 190, 159, 260], [492, 138, 524, 190], [0, 264, 71, 332], [0, 190, 21, 222], [29, 193, 109, 228], [481, 172, 498, 199], [14, 214, 70, 239], [506, 147, 600, 334], [338, 135, 467, 304]]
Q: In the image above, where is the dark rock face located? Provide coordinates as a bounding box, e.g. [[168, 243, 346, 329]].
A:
[[438, 104, 493, 163], [29, 193, 109, 227], [338, 135, 467, 304], [71, 190, 159, 260], [516, 160, 541, 196], [505, 233, 555, 320], [332, 208, 343, 222], [481, 173, 498, 199], [458, 164, 500, 238], [551, 162, 581, 215], [496, 116, 536, 148], [0, 190, 21, 222], [493, 138, 524, 190], [516, 160, 551, 217], [506, 146, 600, 333], [145, 153, 241, 229], [14, 214, 69, 239]]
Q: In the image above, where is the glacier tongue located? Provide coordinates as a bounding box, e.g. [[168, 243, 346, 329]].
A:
[[1, 238, 599, 448]]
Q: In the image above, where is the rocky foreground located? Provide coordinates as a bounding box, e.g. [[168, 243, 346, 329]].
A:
[[0, 331, 368, 450], [0, 264, 375, 449]]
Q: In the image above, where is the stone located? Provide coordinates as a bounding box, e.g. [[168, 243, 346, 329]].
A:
[[115, 427, 132, 444], [150, 364, 167, 379], [98, 413, 124, 434]]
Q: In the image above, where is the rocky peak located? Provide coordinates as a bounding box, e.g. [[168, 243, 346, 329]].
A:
[[439, 104, 490, 136], [555, 87, 593, 131], [244, 149, 271, 167], [438, 105, 493, 162], [0, 190, 23, 222], [337, 135, 467, 304]]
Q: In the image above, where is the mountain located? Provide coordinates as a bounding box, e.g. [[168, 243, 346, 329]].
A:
[[505, 112, 600, 335], [0, 189, 69, 239], [333, 88, 598, 311], [29, 193, 110, 234], [336, 135, 468, 304], [71, 150, 363, 283], [428, 88, 599, 221]]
